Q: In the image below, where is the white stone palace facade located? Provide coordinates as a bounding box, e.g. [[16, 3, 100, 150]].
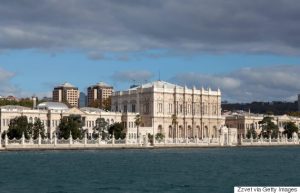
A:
[[0, 102, 137, 139], [0, 81, 227, 143], [225, 112, 300, 139], [112, 81, 225, 139]]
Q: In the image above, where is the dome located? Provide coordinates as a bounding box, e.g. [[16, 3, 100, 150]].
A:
[[37, 102, 69, 110]]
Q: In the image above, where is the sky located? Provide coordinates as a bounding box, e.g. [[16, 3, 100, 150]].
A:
[[1, 0, 300, 102]]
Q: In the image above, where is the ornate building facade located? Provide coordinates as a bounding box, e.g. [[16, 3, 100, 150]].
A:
[[225, 112, 300, 139], [0, 102, 137, 139], [112, 81, 225, 139]]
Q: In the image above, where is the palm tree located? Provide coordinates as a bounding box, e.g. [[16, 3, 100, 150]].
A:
[[134, 114, 142, 143], [171, 114, 178, 139]]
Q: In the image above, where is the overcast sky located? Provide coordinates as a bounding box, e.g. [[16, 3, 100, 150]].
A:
[[1, 0, 300, 102]]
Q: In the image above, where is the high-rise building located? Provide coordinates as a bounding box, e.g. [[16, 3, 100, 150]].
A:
[[79, 92, 87, 108], [52, 82, 79, 107], [87, 82, 113, 109]]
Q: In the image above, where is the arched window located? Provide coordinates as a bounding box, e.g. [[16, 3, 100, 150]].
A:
[[196, 126, 201, 139], [205, 126, 209, 138], [169, 125, 173, 138], [214, 126, 218, 138], [158, 125, 163, 134], [179, 125, 184, 138], [188, 125, 192, 138]]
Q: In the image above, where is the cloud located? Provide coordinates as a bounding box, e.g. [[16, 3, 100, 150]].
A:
[[0, 68, 19, 96], [170, 65, 300, 102], [1, 0, 300, 57], [111, 70, 154, 83]]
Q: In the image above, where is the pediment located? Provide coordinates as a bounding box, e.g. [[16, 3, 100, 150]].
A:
[[65, 107, 87, 115]]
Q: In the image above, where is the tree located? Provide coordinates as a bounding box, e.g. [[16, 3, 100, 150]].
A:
[[7, 116, 32, 139], [89, 99, 101, 108], [259, 116, 279, 138], [32, 118, 46, 139], [108, 122, 126, 139], [246, 127, 257, 139], [58, 115, 84, 139], [93, 118, 109, 139], [287, 111, 300, 117], [283, 122, 298, 138], [102, 96, 111, 111], [155, 133, 165, 141], [148, 133, 153, 144], [0, 98, 33, 108], [134, 114, 142, 142]]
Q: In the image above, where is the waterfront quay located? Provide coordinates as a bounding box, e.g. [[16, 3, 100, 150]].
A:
[[1, 132, 300, 151]]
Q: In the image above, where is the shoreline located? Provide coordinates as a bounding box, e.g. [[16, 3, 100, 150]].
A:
[[1, 144, 300, 152]]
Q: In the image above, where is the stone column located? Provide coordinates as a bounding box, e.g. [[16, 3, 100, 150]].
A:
[[84, 132, 87, 146], [175, 125, 178, 144], [69, 132, 73, 145], [112, 134, 115, 145], [22, 132, 25, 146], [240, 134, 244, 145], [38, 133, 41, 146], [5, 133, 8, 147], [98, 135, 101, 146], [152, 118, 155, 146], [54, 134, 57, 147]]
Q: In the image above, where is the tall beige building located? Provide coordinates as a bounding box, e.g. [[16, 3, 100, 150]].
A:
[[52, 82, 79, 107], [112, 80, 224, 139], [87, 82, 113, 109]]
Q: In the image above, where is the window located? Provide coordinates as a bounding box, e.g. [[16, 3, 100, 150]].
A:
[[144, 103, 150, 114], [169, 103, 173, 114], [124, 105, 127, 112], [132, 104, 136, 112], [158, 103, 163, 113], [179, 104, 183, 113]]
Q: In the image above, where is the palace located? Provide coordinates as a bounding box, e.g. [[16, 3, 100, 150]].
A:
[[0, 81, 227, 142], [0, 102, 136, 139], [112, 80, 225, 139]]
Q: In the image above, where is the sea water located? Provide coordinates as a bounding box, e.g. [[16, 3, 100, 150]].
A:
[[0, 147, 299, 193]]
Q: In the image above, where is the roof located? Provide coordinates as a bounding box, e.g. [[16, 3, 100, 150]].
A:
[[80, 107, 106, 113], [37, 102, 69, 110], [129, 80, 183, 90], [0, 105, 31, 110], [56, 82, 76, 88], [94, 82, 111, 87]]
